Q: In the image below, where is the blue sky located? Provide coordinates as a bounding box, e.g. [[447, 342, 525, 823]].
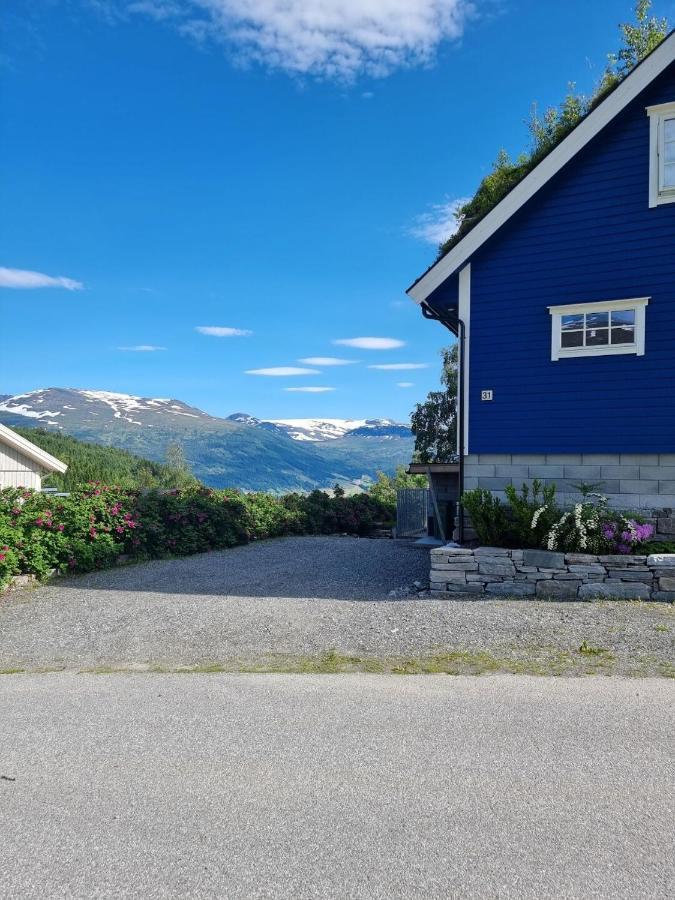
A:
[[2, 0, 673, 421]]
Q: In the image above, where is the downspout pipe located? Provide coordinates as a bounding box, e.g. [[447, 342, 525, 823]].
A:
[[420, 300, 466, 544]]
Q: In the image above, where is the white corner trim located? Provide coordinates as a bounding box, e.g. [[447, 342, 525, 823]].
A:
[[407, 32, 675, 304], [0, 423, 68, 474], [647, 100, 675, 208], [458, 263, 471, 455], [548, 297, 649, 361]]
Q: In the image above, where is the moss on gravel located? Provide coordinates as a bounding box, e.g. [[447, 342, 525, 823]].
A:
[[1, 646, 672, 677]]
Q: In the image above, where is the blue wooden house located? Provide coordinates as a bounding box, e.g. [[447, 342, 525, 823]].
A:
[[408, 33, 675, 518]]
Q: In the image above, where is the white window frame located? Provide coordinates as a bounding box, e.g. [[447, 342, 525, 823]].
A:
[[548, 298, 649, 361], [647, 102, 675, 208]]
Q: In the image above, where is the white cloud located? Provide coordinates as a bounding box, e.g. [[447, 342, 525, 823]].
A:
[[117, 1, 471, 80], [368, 363, 429, 370], [0, 267, 83, 290], [245, 366, 320, 376], [298, 357, 357, 366], [196, 325, 252, 336], [118, 345, 167, 351], [397, 382, 415, 387], [284, 386, 336, 393], [410, 197, 470, 245], [333, 337, 404, 350]]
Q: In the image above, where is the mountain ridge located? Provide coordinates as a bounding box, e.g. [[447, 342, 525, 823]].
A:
[[0, 388, 414, 493]]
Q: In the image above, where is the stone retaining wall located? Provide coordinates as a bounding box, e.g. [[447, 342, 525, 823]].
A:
[[430, 547, 675, 601]]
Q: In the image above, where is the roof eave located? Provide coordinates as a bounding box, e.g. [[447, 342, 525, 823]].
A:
[[407, 31, 675, 304], [0, 423, 68, 474]]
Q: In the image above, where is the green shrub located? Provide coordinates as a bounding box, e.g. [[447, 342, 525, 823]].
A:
[[504, 480, 558, 548], [641, 540, 675, 555], [0, 483, 395, 589], [461, 489, 511, 547]]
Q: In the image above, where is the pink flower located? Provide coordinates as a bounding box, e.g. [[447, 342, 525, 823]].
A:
[[0, 553, 6, 562], [115, 525, 124, 534], [57, 524, 64, 532], [89, 527, 97, 539], [35, 517, 43, 526]]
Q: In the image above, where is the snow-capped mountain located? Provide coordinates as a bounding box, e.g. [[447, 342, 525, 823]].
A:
[[0, 388, 414, 492], [267, 418, 410, 442], [0, 391, 410, 439], [0, 388, 216, 430]]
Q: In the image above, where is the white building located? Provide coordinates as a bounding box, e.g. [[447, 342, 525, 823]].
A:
[[0, 423, 67, 490]]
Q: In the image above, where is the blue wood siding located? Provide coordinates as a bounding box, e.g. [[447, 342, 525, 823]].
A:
[[451, 62, 675, 454]]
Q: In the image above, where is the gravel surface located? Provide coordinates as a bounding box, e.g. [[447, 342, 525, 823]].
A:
[[1, 674, 673, 899], [0, 536, 673, 674]]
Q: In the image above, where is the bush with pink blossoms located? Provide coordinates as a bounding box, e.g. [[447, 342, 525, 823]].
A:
[[601, 519, 654, 554], [0, 483, 394, 589]]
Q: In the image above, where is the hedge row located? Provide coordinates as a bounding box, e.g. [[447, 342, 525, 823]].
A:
[[0, 485, 395, 588]]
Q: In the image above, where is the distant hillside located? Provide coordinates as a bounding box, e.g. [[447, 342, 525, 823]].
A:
[[0, 389, 414, 492], [12, 428, 197, 492]]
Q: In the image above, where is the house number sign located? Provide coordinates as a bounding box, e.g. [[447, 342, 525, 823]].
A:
[[481, 390, 494, 401]]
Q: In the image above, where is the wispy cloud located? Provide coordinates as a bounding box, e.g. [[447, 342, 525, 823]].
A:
[[196, 325, 252, 336], [114, 1, 471, 81], [397, 382, 415, 388], [368, 363, 429, 370], [117, 345, 167, 352], [410, 197, 470, 245], [245, 366, 320, 376], [333, 337, 404, 350], [0, 267, 83, 290], [298, 357, 357, 366], [284, 386, 336, 393]]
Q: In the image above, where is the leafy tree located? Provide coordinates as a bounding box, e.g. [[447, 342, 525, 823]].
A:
[[439, 2, 670, 258], [603, 0, 670, 84], [164, 442, 195, 487], [369, 465, 428, 506], [410, 345, 458, 463]]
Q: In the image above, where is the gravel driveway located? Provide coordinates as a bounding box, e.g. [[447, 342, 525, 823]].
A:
[[0, 536, 672, 675]]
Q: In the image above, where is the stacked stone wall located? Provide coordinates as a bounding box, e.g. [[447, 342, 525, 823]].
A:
[[430, 547, 675, 601]]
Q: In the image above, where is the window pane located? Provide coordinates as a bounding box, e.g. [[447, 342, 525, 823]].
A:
[[611, 326, 635, 345], [586, 311, 609, 329], [561, 330, 583, 348], [561, 314, 583, 331], [610, 309, 635, 327], [586, 327, 609, 346], [663, 163, 675, 188], [664, 118, 675, 141], [665, 141, 675, 163]]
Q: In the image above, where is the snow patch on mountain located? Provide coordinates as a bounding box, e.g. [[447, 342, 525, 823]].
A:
[[267, 418, 404, 442], [0, 390, 409, 442]]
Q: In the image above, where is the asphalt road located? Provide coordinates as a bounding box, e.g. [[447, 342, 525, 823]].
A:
[[1, 674, 673, 899]]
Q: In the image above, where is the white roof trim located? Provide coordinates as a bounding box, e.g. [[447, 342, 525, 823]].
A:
[[408, 32, 675, 303], [0, 423, 68, 474]]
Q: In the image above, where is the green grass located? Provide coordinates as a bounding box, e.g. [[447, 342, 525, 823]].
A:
[[2, 647, 672, 678], [70, 649, 624, 677]]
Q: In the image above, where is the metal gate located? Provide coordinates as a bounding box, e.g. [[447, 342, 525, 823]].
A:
[[396, 488, 430, 537]]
